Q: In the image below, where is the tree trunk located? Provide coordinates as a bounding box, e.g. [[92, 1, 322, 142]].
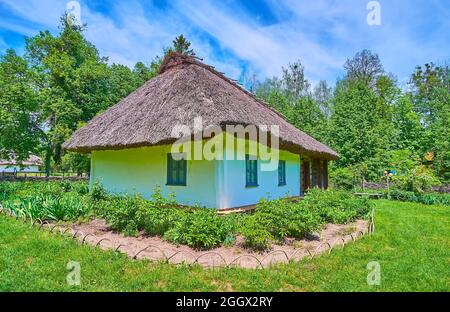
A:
[[45, 143, 52, 177]]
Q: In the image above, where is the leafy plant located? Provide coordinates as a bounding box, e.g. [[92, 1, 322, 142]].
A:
[[164, 209, 234, 249], [301, 188, 372, 224], [393, 165, 441, 193]]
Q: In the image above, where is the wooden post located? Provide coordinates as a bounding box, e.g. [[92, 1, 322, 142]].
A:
[[323, 161, 329, 189]]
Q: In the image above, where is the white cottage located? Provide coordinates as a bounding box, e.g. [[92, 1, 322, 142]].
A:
[[0, 154, 42, 173], [63, 53, 338, 210]]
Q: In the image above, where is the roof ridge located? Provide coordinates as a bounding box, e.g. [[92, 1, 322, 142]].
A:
[[158, 52, 290, 122]]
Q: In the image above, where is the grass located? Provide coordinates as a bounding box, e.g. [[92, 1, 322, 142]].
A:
[[0, 200, 448, 291]]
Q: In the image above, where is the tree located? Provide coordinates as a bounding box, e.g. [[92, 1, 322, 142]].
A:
[[25, 15, 111, 175], [0, 49, 41, 163], [281, 61, 311, 101], [313, 80, 333, 118], [392, 95, 424, 153], [171, 34, 195, 56], [329, 81, 383, 167], [409, 63, 450, 180], [344, 49, 384, 87]]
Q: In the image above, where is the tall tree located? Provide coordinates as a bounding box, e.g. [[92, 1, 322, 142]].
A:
[[409, 63, 450, 179], [25, 15, 111, 175], [281, 61, 311, 101], [0, 49, 40, 162], [171, 34, 195, 56], [329, 81, 384, 167], [313, 80, 333, 118], [344, 49, 384, 88]]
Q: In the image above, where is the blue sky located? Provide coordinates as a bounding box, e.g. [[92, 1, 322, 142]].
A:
[[0, 0, 449, 87]]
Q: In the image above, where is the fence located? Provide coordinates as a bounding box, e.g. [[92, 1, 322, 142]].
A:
[[0, 205, 375, 269], [0, 171, 88, 181]]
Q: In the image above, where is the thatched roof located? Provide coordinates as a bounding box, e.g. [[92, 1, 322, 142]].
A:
[[0, 154, 42, 166], [63, 52, 338, 160]]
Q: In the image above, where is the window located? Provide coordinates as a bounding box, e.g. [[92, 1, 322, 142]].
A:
[[167, 153, 187, 186], [245, 154, 258, 187], [278, 160, 286, 186]]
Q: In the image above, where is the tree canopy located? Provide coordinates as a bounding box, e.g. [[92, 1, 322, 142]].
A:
[[0, 15, 448, 183]]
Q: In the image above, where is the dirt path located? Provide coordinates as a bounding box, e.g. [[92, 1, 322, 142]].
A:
[[50, 219, 369, 269]]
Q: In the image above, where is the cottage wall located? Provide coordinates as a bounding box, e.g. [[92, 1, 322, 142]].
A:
[[90, 136, 304, 209], [90, 145, 217, 208], [216, 133, 301, 209]]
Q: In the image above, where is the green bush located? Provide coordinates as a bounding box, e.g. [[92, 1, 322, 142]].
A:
[[91, 180, 108, 201], [164, 209, 234, 249], [389, 188, 450, 206], [100, 194, 147, 236], [393, 165, 441, 193], [3, 193, 91, 221], [253, 198, 323, 238], [60, 180, 72, 192], [330, 167, 355, 190], [136, 205, 182, 236], [301, 188, 372, 224], [239, 217, 273, 250]]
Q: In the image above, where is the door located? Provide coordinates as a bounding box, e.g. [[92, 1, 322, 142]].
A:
[[301, 160, 311, 195]]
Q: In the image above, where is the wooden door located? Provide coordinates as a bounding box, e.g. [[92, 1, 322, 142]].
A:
[[301, 160, 311, 195]]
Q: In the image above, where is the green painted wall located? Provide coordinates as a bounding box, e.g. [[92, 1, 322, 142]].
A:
[[90, 134, 302, 209], [90, 145, 217, 208]]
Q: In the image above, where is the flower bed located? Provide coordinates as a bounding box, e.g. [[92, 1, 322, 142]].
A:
[[0, 180, 373, 251]]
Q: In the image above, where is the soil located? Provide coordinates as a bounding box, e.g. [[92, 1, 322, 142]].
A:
[[51, 219, 369, 269]]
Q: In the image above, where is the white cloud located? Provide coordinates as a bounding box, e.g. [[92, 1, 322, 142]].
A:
[[0, 0, 448, 86]]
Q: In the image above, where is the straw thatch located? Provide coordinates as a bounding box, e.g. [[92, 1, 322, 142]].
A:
[[63, 52, 338, 160], [0, 154, 42, 166]]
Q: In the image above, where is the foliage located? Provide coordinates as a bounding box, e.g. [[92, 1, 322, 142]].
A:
[[90, 180, 108, 201], [165, 209, 234, 249], [3, 193, 91, 221], [389, 189, 450, 206], [344, 49, 384, 87], [170, 34, 195, 56], [392, 165, 441, 193], [1, 200, 448, 291], [330, 166, 356, 190], [301, 188, 372, 224], [98, 194, 146, 236]]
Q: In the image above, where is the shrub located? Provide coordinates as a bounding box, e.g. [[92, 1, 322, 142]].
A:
[[330, 167, 355, 190], [164, 209, 234, 249], [389, 189, 417, 202], [73, 182, 89, 195], [254, 198, 323, 238], [393, 165, 441, 193], [60, 180, 72, 192], [91, 180, 108, 201], [239, 217, 273, 250], [101, 194, 147, 236], [389, 188, 450, 206], [302, 188, 372, 224], [3, 193, 91, 221], [136, 205, 182, 236]]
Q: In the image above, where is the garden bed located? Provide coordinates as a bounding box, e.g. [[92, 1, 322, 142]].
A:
[[42, 218, 369, 269], [1, 180, 374, 263]]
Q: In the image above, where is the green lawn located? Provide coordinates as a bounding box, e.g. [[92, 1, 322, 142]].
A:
[[0, 200, 448, 291]]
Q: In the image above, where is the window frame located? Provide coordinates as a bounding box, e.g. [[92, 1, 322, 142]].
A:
[[245, 154, 258, 187], [278, 160, 286, 186], [166, 153, 187, 186]]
